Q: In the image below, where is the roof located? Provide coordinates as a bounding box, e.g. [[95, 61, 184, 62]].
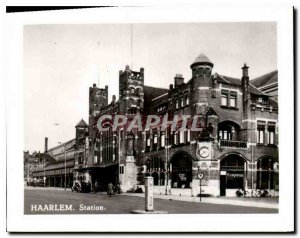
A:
[[216, 74, 268, 96], [191, 53, 213, 66], [76, 119, 88, 128], [143, 85, 169, 114], [251, 70, 278, 88]]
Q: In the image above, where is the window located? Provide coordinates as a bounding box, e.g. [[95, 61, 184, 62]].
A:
[[146, 133, 151, 150], [187, 129, 191, 142], [219, 130, 231, 140], [221, 90, 237, 108], [153, 134, 158, 144], [180, 98, 184, 107], [175, 101, 179, 109], [119, 165, 124, 174], [267, 122, 276, 145], [174, 132, 178, 145], [94, 155, 98, 164], [186, 97, 189, 105], [160, 133, 165, 147], [221, 93, 228, 106], [230, 95, 237, 107], [179, 130, 185, 144], [257, 121, 266, 144]]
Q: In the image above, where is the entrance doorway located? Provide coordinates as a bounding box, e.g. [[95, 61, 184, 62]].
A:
[[220, 154, 246, 196], [170, 151, 193, 189]]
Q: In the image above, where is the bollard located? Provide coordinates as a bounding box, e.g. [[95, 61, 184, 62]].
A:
[[145, 177, 154, 212]]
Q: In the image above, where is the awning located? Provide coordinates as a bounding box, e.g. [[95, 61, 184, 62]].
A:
[[74, 162, 118, 171]]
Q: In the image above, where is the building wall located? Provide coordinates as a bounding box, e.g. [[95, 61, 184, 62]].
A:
[[81, 55, 278, 196]]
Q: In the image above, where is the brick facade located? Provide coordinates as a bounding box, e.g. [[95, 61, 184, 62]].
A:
[[75, 53, 279, 197]]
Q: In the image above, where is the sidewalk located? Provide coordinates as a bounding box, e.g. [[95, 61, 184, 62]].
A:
[[24, 186, 278, 209], [121, 192, 279, 209]]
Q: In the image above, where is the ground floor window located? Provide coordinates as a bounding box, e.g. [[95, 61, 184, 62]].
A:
[[220, 154, 246, 196], [170, 152, 192, 188], [257, 157, 275, 189]]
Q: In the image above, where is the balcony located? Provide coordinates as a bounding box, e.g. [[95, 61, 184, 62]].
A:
[[219, 139, 247, 149]]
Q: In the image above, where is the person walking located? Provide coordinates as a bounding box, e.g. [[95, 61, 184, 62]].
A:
[[107, 182, 113, 197]]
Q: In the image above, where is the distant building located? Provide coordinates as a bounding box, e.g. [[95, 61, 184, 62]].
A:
[[24, 150, 56, 183], [32, 120, 88, 188], [251, 70, 278, 101]]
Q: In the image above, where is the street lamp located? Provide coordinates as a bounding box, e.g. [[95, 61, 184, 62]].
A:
[[64, 143, 67, 190]]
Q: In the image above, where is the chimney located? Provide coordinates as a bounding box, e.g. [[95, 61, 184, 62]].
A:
[[112, 95, 116, 102], [174, 74, 184, 87], [241, 63, 250, 104], [44, 137, 48, 153], [93, 83, 96, 88], [169, 84, 174, 90], [242, 63, 249, 77], [241, 64, 250, 89]]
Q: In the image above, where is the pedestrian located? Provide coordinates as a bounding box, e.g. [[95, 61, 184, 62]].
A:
[[94, 180, 98, 193], [107, 182, 113, 197]]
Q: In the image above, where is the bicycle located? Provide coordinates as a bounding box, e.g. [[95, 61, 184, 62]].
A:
[[254, 189, 269, 197], [236, 189, 250, 197]]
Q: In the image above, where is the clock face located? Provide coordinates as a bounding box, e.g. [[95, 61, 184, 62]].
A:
[[199, 146, 210, 158]]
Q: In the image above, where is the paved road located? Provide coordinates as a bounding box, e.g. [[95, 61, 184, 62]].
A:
[[24, 188, 278, 214]]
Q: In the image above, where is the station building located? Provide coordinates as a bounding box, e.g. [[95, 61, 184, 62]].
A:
[[77, 53, 279, 197], [31, 120, 89, 188]]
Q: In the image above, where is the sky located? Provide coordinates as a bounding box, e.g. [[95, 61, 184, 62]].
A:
[[24, 22, 277, 152]]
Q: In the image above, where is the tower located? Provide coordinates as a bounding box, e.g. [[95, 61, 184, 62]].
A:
[[88, 84, 108, 167], [118, 65, 145, 190], [119, 65, 144, 115], [190, 53, 214, 119]]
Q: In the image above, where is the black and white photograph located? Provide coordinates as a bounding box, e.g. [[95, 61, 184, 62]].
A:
[[4, 4, 294, 232]]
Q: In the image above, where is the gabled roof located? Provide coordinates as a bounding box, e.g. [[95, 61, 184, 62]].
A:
[[251, 70, 278, 88], [216, 74, 268, 96], [75, 119, 88, 128]]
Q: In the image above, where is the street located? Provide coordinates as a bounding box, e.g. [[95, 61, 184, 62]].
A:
[[24, 188, 278, 214]]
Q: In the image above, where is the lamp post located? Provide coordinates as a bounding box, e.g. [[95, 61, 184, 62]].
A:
[[43, 158, 46, 187], [64, 143, 67, 190], [165, 134, 169, 195], [268, 158, 271, 193]]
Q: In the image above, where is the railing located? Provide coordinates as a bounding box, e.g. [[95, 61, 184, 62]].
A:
[[219, 139, 247, 149]]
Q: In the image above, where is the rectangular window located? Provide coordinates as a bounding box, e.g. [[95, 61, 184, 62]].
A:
[[180, 98, 184, 107], [257, 122, 266, 144], [94, 155, 98, 164], [174, 132, 178, 145], [267, 122, 276, 145], [230, 95, 237, 107], [119, 165, 124, 174], [161, 133, 165, 147], [175, 100, 179, 109], [223, 131, 228, 140], [187, 129, 191, 142], [219, 130, 223, 139], [179, 130, 185, 144], [221, 94, 228, 106], [153, 134, 158, 144]]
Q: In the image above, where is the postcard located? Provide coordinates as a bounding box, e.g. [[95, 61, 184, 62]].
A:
[[5, 4, 294, 232]]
